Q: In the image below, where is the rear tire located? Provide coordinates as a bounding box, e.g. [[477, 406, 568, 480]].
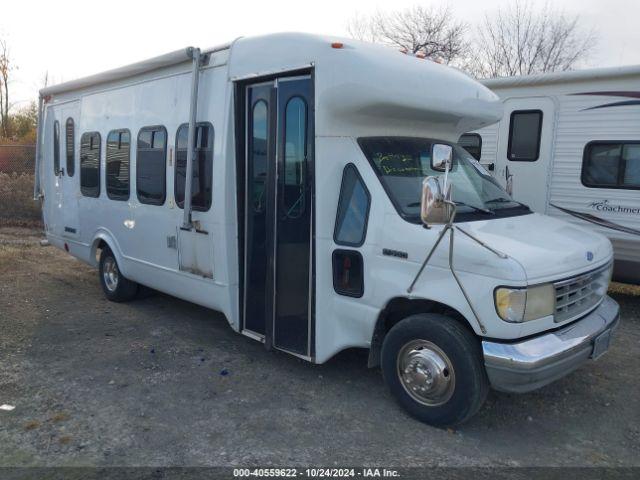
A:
[[99, 247, 138, 302], [381, 313, 488, 427]]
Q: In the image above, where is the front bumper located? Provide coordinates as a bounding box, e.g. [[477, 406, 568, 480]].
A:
[[482, 295, 620, 393]]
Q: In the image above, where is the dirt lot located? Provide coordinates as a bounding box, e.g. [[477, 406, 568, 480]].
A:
[[1, 225, 639, 468]]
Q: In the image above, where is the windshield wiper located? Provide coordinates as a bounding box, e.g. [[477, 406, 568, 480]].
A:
[[485, 197, 529, 208], [455, 201, 494, 214]]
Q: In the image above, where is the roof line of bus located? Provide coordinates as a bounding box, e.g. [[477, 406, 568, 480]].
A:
[[39, 40, 237, 98]]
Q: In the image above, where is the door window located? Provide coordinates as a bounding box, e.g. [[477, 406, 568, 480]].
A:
[[458, 133, 482, 161], [334, 164, 371, 247], [283, 96, 307, 218], [175, 123, 214, 211], [507, 110, 542, 161], [65, 118, 75, 176], [53, 120, 60, 175], [251, 101, 268, 213]]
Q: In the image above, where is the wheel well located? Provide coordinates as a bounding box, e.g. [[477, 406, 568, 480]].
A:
[[367, 297, 475, 368], [92, 239, 109, 265]]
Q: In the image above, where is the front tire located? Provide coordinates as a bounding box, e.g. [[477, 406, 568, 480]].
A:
[[99, 247, 138, 302], [381, 313, 488, 427]]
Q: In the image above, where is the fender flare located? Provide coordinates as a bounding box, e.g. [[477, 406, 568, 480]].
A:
[[90, 229, 130, 277]]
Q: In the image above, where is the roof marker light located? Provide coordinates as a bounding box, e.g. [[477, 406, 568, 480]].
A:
[[331, 42, 344, 49]]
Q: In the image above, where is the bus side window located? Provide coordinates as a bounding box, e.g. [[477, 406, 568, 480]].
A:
[[136, 126, 167, 205], [80, 132, 101, 197], [334, 164, 371, 247]]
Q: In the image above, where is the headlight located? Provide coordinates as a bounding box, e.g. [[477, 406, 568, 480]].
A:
[[495, 283, 556, 323]]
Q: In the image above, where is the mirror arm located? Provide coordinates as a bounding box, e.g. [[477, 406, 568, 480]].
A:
[[407, 201, 457, 294]]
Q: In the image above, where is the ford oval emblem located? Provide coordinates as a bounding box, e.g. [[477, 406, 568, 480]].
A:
[[586, 251, 594, 261]]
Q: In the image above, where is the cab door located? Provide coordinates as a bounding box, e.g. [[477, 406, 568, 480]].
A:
[[494, 97, 555, 213]]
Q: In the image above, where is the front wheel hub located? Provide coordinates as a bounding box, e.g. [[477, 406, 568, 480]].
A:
[[397, 340, 455, 406]]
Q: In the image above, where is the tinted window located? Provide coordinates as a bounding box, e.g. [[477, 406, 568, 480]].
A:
[[458, 133, 482, 161], [334, 164, 370, 247], [136, 126, 167, 205], [106, 130, 131, 201], [508, 110, 542, 161], [251, 101, 268, 213], [65, 118, 75, 176], [175, 123, 213, 211], [582, 142, 640, 189], [80, 132, 101, 197], [53, 120, 60, 175], [283, 97, 307, 218]]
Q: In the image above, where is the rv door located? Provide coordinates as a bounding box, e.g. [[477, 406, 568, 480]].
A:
[[494, 97, 555, 213]]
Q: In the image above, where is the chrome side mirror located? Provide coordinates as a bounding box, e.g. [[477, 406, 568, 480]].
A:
[[420, 176, 454, 226], [431, 144, 453, 172]]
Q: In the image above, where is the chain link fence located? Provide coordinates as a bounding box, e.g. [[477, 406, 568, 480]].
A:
[[0, 144, 42, 226]]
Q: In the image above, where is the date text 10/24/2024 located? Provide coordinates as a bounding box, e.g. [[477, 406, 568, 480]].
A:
[[233, 468, 400, 478]]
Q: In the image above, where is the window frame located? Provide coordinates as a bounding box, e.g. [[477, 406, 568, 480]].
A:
[[581, 140, 640, 191], [136, 125, 168, 206], [174, 121, 214, 212], [53, 120, 61, 175], [458, 133, 482, 161], [65, 118, 75, 177], [507, 109, 543, 162], [79, 131, 102, 198], [106, 128, 131, 201], [333, 163, 371, 248]]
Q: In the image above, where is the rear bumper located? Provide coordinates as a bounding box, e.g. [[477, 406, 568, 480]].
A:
[[482, 295, 620, 393]]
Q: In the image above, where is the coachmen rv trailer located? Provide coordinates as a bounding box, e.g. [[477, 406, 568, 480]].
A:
[[464, 66, 640, 285], [35, 33, 620, 426]]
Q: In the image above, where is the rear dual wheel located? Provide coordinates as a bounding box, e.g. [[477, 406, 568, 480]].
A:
[[381, 313, 489, 427]]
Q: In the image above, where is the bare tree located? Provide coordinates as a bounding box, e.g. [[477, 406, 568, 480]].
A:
[[471, 1, 597, 78], [347, 6, 468, 64], [0, 37, 14, 138]]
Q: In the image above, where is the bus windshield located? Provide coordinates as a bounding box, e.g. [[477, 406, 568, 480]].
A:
[[359, 137, 530, 222]]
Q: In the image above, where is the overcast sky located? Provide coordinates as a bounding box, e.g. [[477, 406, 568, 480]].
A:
[[2, 0, 639, 108]]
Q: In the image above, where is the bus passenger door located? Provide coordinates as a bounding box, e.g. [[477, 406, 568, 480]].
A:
[[242, 75, 314, 358]]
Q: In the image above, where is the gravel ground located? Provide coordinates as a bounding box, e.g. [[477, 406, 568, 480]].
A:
[[1, 226, 639, 468]]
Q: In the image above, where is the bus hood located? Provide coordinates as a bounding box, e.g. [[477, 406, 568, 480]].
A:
[[459, 213, 613, 283]]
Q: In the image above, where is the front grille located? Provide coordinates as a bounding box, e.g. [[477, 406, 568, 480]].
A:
[[553, 263, 611, 323]]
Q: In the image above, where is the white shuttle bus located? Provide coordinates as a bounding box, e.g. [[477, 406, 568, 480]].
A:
[[463, 66, 640, 285], [35, 33, 620, 426]]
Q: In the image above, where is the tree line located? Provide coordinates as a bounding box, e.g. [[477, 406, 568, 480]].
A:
[[347, 1, 597, 77], [0, 1, 597, 144]]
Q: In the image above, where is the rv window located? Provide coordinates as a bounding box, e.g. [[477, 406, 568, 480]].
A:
[[334, 164, 371, 247], [283, 96, 307, 218], [53, 120, 60, 175], [106, 130, 131, 201], [582, 141, 640, 190], [80, 132, 101, 197], [507, 110, 542, 161], [175, 123, 213, 211], [65, 118, 75, 177], [136, 126, 167, 205], [458, 133, 482, 161]]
